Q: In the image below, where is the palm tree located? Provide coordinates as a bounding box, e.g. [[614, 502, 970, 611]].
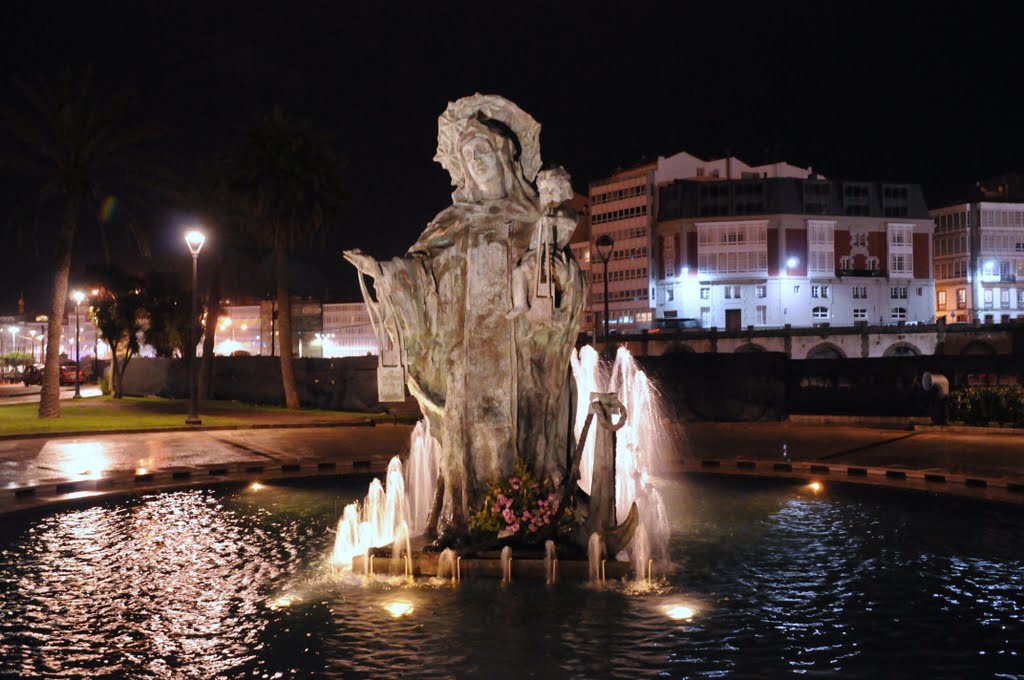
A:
[[224, 109, 345, 408], [0, 69, 161, 417]]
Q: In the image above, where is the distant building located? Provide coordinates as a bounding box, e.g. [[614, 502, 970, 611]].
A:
[[583, 151, 818, 335], [654, 177, 936, 330], [218, 300, 378, 358], [931, 178, 1024, 323]]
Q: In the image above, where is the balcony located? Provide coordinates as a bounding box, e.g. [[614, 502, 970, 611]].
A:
[[837, 269, 886, 278]]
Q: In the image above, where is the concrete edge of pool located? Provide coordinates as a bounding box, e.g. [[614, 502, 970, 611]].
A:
[[2, 454, 1023, 519], [671, 458, 1024, 507]]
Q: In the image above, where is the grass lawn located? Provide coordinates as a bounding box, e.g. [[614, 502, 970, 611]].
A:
[[0, 396, 388, 437]]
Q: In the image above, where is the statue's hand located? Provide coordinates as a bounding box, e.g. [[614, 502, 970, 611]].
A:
[[343, 249, 381, 278]]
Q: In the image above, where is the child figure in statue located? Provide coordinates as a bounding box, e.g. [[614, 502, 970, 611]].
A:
[[506, 166, 578, 321]]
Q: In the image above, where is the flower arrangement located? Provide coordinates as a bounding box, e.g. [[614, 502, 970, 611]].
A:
[[469, 459, 563, 539]]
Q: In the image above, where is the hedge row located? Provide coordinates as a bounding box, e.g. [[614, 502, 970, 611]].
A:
[[948, 385, 1024, 426]]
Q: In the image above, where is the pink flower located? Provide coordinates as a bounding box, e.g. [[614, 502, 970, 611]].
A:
[[493, 503, 501, 513], [510, 523, 520, 533], [510, 479, 521, 490]]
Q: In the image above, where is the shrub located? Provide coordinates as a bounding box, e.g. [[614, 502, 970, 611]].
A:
[[98, 366, 112, 396], [948, 385, 1024, 426]]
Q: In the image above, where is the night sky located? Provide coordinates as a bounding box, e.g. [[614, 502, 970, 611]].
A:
[[3, 1, 1023, 313]]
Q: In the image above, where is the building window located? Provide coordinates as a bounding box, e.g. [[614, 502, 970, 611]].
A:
[[839, 256, 852, 270], [937, 290, 947, 310], [793, 285, 800, 294], [852, 232, 867, 248], [756, 285, 767, 298], [756, 305, 767, 325], [811, 285, 829, 298], [853, 308, 867, 320], [700, 307, 711, 327], [916, 287, 923, 296], [983, 289, 994, 308], [890, 286, 907, 299], [957, 288, 967, 309], [1019, 289, 1024, 305], [724, 286, 741, 299], [853, 286, 867, 299], [700, 287, 710, 300], [666, 287, 674, 302], [891, 307, 907, 321], [812, 306, 829, 320], [1001, 289, 1010, 306], [890, 254, 911, 276]]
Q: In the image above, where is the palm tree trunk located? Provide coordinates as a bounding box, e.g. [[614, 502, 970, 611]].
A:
[[198, 255, 221, 400], [275, 246, 300, 408], [38, 202, 77, 418]]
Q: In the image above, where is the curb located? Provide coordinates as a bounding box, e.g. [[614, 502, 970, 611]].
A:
[[0, 456, 395, 517], [0, 416, 419, 442], [672, 457, 1024, 506]]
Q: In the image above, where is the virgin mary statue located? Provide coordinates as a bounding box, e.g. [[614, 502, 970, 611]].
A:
[[345, 94, 585, 545]]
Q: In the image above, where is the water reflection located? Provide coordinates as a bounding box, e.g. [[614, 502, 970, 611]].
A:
[[0, 478, 1021, 678], [53, 441, 110, 479]]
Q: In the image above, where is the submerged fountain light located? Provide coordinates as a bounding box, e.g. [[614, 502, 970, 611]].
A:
[[249, 482, 266, 492], [807, 481, 823, 493], [663, 604, 696, 621], [383, 601, 414, 618]]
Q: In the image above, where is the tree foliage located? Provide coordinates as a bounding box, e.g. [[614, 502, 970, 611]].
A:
[[224, 109, 346, 408], [0, 68, 163, 417]]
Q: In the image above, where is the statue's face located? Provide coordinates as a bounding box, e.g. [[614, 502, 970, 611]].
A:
[[460, 135, 505, 199]]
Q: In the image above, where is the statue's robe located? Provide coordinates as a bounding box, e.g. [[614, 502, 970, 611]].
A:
[[373, 198, 585, 533]]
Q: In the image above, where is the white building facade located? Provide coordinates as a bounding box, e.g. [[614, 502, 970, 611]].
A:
[[654, 179, 935, 330]]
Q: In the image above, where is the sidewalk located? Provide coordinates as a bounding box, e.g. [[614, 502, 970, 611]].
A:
[[1, 415, 1023, 515]]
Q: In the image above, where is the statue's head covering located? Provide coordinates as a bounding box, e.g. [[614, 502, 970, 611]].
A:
[[435, 94, 542, 203]]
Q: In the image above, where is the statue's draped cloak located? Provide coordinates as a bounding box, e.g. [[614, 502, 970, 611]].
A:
[[373, 199, 585, 531]]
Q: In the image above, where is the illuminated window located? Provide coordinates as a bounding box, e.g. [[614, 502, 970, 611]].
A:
[[937, 290, 947, 310], [957, 288, 967, 309]]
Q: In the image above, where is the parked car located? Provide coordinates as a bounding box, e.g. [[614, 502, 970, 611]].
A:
[[59, 362, 85, 385], [22, 365, 43, 386]]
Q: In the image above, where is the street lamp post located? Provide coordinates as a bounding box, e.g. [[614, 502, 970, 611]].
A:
[[595, 234, 615, 355], [185, 229, 206, 425], [29, 330, 37, 364], [71, 291, 84, 398]]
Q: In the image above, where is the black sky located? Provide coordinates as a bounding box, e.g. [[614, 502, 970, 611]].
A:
[[3, 1, 1024, 312]]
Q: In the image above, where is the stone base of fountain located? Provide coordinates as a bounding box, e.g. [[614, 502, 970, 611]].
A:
[[351, 550, 632, 581]]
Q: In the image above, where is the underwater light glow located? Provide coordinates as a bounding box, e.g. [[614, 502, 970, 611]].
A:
[[663, 606, 696, 622], [664, 604, 696, 620], [383, 601, 414, 618]]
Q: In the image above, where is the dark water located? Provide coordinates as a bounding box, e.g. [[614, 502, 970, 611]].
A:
[[0, 477, 1022, 679]]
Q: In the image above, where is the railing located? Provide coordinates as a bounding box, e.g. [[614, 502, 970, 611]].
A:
[[836, 269, 886, 278]]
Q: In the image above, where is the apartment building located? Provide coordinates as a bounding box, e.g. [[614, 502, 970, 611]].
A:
[[931, 183, 1024, 323], [582, 151, 817, 334], [653, 178, 935, 330]]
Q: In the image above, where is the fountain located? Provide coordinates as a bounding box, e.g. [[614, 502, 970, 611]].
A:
[[337, 93, 670, 580]]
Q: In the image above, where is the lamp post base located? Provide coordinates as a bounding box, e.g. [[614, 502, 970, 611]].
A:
[[185, 415, 202, 425]]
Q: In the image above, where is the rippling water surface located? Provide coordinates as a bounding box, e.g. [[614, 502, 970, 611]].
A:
[[1, 477, 1022, 679]]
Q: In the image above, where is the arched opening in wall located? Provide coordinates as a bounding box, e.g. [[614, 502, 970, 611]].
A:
[[961, 340, 997, 356], [663, 342, 696, 355], [806, 342, 846, 360], [883, 342, 921, 357], [734, 343, 767, 353]]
